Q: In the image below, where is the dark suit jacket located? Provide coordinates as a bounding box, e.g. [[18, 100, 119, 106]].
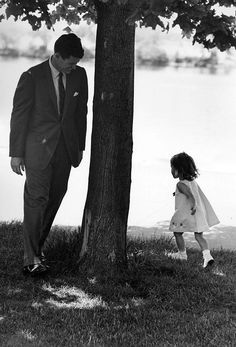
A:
[[10, 60, 88, 169]]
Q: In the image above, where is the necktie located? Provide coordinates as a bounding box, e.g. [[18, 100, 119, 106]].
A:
[[58, 72, 65, 117]]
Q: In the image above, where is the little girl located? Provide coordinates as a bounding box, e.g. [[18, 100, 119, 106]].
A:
[[167, 152, 220, 268]]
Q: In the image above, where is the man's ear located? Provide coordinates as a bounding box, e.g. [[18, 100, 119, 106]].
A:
[[54, 52, 61, 60]]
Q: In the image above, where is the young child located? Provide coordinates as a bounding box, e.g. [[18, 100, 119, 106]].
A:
[[167, 152, 220, 268]]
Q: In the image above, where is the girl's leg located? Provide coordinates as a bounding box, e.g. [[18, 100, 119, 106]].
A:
[[194, 233, 214, 268], [174, 232, 186, 252], [166, 233, 187, 260], [194, 232, 208, 251]]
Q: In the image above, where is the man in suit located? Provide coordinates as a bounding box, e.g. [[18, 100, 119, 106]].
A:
[[10, 33, 88, 276]]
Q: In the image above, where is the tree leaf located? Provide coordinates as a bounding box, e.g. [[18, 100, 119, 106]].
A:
[[63, 25, 73, 33]]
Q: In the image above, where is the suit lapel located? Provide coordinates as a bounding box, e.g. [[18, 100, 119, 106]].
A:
[[42, 64, 79, 119], [63, 71, 77, 118], [43, 61, 58, 115]]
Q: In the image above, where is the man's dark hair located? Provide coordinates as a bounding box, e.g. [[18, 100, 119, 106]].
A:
[[54, 33, 84, 59]]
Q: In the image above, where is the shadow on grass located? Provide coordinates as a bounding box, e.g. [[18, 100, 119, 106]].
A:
[[0, 221, 236, 346], [1, 221, 235, 308]]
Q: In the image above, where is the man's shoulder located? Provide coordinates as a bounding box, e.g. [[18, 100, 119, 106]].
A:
[[75, 65, 86, 74], [75, 64, 85, 71], [26, 59, 49, 75]]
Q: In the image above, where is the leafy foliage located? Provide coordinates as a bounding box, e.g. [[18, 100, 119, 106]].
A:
[[0, 0, 53, 30], [0, 0, 235, 50]]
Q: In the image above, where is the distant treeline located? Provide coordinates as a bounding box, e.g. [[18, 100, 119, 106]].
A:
[[0, 21, 235, 69]]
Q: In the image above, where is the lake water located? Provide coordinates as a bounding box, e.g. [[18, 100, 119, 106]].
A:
[[1, 57, 236, 228]]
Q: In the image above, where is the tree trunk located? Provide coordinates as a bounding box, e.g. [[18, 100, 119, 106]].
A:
[[80, 1, 135, 271]]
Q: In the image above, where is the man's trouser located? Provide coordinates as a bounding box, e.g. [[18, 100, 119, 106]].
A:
[[23, 135, 71, 266]]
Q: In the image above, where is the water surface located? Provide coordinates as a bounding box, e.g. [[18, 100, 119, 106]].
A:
[[1, 57, 236, 228]]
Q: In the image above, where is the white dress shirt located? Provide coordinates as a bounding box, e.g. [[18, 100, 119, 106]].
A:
[[49, 56, 66, 114]]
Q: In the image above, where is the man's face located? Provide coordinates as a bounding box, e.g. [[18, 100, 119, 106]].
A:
[[55, 53, 80, 74]]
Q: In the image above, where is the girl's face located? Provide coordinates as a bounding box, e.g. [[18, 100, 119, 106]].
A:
[[171, 165, 179, 179]]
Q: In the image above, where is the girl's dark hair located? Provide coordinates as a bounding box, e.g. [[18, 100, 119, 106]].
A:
[[54, 33, 84, 59], [170, 152, 199, 181]]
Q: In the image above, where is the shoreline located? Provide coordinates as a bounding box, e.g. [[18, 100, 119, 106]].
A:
[[0, 219, 235, 251], [128, 223, 236, 251], [1, 53, 236, 71]]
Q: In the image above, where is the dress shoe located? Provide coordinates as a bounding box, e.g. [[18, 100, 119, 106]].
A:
[[23, 263, 48, 276]]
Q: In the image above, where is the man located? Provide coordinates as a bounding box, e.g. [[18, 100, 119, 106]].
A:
[[10, 33, 88, 276]]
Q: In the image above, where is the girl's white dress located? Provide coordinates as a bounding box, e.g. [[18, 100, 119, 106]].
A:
[[169, 179, 219, 233]]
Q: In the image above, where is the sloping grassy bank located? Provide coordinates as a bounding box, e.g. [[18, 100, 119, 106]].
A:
[[0, 221, 235, 346]]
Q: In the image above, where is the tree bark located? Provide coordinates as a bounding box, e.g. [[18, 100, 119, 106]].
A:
[[80, 1, 135, 271]]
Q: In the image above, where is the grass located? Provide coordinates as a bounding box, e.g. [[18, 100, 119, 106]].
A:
[[0, 221, 235, 347]]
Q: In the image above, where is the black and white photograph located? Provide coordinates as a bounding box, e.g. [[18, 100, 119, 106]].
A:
[[0, 1, 235, 346]]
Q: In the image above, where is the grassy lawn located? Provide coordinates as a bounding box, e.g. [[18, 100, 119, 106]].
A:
[[0, 221, 235, 347]]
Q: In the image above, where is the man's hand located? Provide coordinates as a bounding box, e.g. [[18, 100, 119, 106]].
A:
[[11, 157, 25, 175]]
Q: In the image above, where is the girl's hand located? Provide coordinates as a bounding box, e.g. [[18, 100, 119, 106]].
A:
[[191, 206, 196, 215]]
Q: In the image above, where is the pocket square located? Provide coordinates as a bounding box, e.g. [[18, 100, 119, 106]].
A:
[[73, 92, 79, 97]]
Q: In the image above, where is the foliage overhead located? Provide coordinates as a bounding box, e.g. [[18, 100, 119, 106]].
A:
[[0, 0, 236, 51]]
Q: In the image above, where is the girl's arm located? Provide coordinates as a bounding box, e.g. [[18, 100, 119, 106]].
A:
[[177, 182, 196, 215]]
